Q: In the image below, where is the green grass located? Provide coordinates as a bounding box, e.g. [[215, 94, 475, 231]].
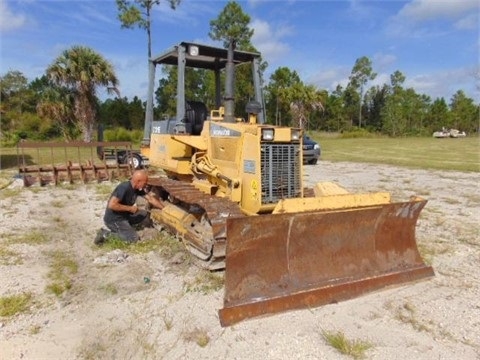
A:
[[392, 301, 432, 332], [0, 292, 32, 317], [100, 283, 118, 296], [6, 230, 49, 245], [322, 330, 373, 359], [93, 183, 116, 197], [162, 312, 174, 330], [3, 135, 478, 172], [29, 324, 42, 334], [99, 232, 180, 254], [312, 134, 479, 172], [0, 186, 22, 199], [45, 250, 79, 297], [2, 145, 98, 169], [0, 246, 22, 265], [183, 327, 210, 347], [184, 270, 224, 294]]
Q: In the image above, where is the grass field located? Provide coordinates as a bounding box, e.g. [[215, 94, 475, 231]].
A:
[[1, 135, 479, 173], [311, 134, 479, 172]]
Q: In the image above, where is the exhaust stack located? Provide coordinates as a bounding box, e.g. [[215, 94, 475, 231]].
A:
[[223, 40, 236, 123]]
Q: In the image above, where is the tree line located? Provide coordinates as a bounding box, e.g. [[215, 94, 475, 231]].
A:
[[1, 1, 478, 146]]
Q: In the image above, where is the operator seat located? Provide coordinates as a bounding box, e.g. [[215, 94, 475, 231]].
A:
[[185, 101, 208, 135]]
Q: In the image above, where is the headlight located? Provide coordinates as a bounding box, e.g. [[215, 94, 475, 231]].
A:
[[262, 128, 274, 141], [188, 45, 199, 56], [291, 130, 300, 141], [314, 144, 320, 150]]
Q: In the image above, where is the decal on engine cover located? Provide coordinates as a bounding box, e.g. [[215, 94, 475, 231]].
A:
[[210, 123, 241, 137], [244, 160, 255, 174], [250, 179, 258, 200]]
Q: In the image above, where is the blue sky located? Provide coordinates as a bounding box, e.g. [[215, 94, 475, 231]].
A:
[[1, 0, 478, 103]]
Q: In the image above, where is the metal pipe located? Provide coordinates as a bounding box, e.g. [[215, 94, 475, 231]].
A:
[[224, 40, 236, 123]]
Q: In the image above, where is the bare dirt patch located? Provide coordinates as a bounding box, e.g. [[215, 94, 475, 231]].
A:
[[1, 162, 479, 359]]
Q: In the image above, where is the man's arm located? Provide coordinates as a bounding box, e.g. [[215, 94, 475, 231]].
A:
[[108, 196, 138, 213]]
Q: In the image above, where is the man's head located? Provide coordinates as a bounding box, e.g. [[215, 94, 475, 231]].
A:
[[130, 170, 148, 190]]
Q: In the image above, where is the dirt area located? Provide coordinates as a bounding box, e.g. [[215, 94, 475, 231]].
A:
[[0, 161, 479, 359]]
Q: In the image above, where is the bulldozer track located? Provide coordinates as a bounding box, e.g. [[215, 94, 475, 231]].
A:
[[147, 176, 245, 269]]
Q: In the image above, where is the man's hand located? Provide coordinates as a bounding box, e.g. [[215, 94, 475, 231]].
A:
[[130, 204, 138, 213], [145, 192, 164, 210]]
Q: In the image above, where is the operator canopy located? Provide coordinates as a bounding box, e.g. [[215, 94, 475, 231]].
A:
[[150, 42, 261, 70]]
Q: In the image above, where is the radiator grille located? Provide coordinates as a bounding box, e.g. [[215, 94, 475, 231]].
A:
[[261, 144, 301, 204]]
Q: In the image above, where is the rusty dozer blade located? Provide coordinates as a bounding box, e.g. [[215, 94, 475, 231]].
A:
[[219, 198, 434, 327]]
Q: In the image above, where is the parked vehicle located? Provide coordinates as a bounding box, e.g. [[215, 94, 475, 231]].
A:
[[97, 125, 149, 169], [433, 128, 467, 138], [303, 135, 321, 165], [97, 147, 148, 169]]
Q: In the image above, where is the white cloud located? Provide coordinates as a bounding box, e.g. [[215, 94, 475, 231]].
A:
[[398, 0, 478, 22], [297, 63, 479, 103], [305, 53, 398, 94], [373, 52, 397, 71], [251, 18, 292, 63], [247, 0, 262, 8], [370, 72, 391, 88], [454, 13, 479, 30], [387, 0, 479, 37], [152, 0, 212, 26], [307, 66, 350, 92], [74, 3, 117, 26], [108, 54, 148, 100], [348, 0, 374, 19], [309, 68, 343, 84], [405, 65, 479, 101], [0, 0, 27, 32], [248, 0, 297, 7]]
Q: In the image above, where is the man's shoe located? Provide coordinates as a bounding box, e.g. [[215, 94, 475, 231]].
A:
[[94, 228, 108, 245]]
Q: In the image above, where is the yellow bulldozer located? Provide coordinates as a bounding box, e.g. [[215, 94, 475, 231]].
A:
[[140, 41, 434, 327]]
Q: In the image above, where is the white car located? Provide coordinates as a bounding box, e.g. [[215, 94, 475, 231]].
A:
[[433, 128, 466, 138]]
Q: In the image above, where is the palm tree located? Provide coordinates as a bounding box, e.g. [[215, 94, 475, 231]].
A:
[[288, 83, 325, 129], [46, 46, 119, 142], [36, 86, 77, 141]]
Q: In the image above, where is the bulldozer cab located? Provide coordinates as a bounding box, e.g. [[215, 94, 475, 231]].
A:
[[143, 42, 265, 142]]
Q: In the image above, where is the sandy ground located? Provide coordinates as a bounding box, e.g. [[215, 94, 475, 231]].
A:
[[0, 161, 479, 360]]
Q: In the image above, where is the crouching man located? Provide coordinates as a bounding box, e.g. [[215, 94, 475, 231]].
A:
[[95, 170, 164, 244]]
